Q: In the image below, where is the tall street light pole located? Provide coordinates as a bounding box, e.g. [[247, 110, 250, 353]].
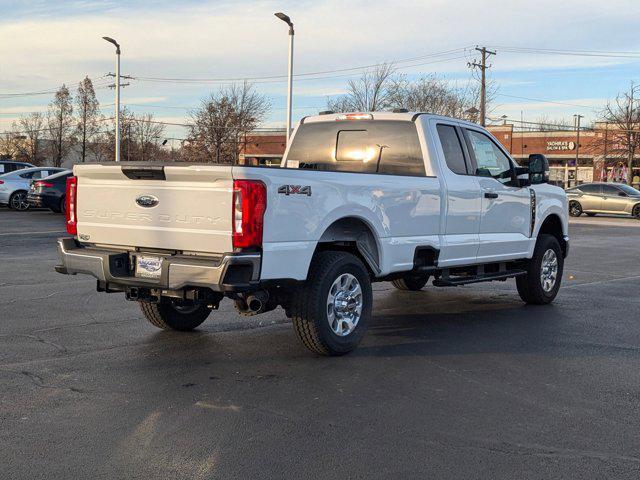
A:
[[275, 12, 294, 143], [103, 36, 121, 162], [574, 114, 583, 186]]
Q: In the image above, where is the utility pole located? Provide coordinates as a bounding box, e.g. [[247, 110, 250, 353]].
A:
[[468, 46, 496, 127], [574, 114, 583, 187]]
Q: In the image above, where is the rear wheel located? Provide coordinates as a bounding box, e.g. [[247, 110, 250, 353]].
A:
[[9, 191, 29, 211], [391, 273, 430, 291], [290, 251, 372, 356], [516, 234, 563, 305], [633, 204, 640, 219], [568, 201, 582, 217], [51, 197, 65, 214], [139, 299, 211, 331]]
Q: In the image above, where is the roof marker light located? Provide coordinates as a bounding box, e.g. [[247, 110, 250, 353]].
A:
[[336, 113, 373, 121]]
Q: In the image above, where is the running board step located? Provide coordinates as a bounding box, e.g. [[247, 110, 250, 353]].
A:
[[433, 269, 527, 287]]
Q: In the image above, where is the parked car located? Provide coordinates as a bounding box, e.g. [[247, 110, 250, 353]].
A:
[[27, 169, 73, 213], [566, 182, 640, 218], [0, 167, 66, 210], [0, 160, 34, 174], [55, 112, 568, 356]]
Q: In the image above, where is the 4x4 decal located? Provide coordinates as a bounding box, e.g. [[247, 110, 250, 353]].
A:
[[278, 185, 312, 196]]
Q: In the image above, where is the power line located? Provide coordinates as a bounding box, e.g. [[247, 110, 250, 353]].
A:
[[495, 93, 596, 109], [489, 46, 640, 59], [132, 47, 473, 84]]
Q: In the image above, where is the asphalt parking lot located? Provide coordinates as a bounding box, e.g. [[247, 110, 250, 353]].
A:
[[2, 210, 640, 479]]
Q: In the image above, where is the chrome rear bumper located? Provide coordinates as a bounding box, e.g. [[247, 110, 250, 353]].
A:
[[55, 238, 260, 291]]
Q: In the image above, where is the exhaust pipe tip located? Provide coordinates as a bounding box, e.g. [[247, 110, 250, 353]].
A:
[[236, 290, 270, 315], [247, 297, 264, 312]]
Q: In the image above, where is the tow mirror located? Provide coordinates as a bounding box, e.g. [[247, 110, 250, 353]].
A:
[[528, 154, 549, 185]]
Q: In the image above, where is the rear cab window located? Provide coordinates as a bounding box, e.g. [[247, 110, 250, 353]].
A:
[[285, 120, 425, 176], [436, 124, 468, 175]]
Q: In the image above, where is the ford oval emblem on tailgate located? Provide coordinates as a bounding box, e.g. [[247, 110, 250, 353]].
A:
[[136, 195, 159, 208]]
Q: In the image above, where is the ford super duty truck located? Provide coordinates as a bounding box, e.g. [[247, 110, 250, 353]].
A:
[[56, 112, 569, 356]]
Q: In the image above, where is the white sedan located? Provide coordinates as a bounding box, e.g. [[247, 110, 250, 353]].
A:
[[0, 167, 66, 210]]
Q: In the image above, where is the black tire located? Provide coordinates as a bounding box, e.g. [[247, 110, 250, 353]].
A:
[[391, 274, 430, 291], [9, 191, 29, 211], [568, 201, 582, 217], [290, 251, 372, 356], [586, 212, 596, 217], [51, 196, 65, 214], [139, 299, 211, 331], [633, 204, 640, 219], [516, 234, 564, 305]]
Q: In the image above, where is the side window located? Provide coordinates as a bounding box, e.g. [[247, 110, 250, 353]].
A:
[[466, 129, 513, 184], [19, 171, 35, 179], [0, 164, 5, 174], [602, 185, 620, 196], [580, 184, 600, 195], [375, 123, 425, 176], [436, 124, 467, 175]]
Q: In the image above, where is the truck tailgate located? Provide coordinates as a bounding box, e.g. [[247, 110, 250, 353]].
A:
[[74, 164, 233, 254]]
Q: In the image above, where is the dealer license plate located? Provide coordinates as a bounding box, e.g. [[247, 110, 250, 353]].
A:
[[135, 255, 163, 279]]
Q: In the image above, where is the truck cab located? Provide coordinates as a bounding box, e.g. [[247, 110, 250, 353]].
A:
[[56, 112, 569, 356]]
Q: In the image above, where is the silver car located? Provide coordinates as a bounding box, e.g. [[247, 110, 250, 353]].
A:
[[566, 182, 640, 218], [0, 167, 66, 210]]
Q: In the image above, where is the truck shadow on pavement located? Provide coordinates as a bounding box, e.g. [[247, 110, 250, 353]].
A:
[[356, 288, 567, 358]]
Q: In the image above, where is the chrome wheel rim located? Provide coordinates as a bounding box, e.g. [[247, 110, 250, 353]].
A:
[[540, 249, 558, 292], [327, 273, 362, 337], [569, 203, 581, 216], [11, 192, 29, 210]]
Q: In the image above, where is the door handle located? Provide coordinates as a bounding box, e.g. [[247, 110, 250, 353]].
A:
[[484, 192, 499, 199]]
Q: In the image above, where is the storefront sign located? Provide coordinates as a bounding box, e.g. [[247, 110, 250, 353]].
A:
[[546, 141, 576, 151]]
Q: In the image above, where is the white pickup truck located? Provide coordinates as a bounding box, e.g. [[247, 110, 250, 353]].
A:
[[56, 112, 569, 356]]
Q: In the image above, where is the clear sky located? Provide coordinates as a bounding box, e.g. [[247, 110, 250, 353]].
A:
[[1, 0, 640, 139]]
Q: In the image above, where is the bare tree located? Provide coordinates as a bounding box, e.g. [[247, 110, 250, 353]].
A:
[[387, 74, 475, 118], [76, 77, 100, 163], [18, 113, 45, 164], [533, 115, 574, 132], [101, 108, 135, 161], [132, 113, 165, 161], [47, 84, 74, 167], [590, 83, 640, 184], [186, 82, 270, 163], [0, 113, 45, 164], [327, 63, 396, 112]]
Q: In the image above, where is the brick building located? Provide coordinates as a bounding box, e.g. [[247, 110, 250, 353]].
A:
[[239, 130, 287, 167]]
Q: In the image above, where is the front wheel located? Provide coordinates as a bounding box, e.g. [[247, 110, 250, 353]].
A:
[[516, 234, 564, 305], [139, 299, 211, 331], [633, 204, 640, 219], [290, 251, 372, 356]]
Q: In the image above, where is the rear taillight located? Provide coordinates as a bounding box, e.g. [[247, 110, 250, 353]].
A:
[[35, 181, 54, 188], [0, 180, 4, 184], [65, 176, 77, 235], [232, 179, 267, 249]]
